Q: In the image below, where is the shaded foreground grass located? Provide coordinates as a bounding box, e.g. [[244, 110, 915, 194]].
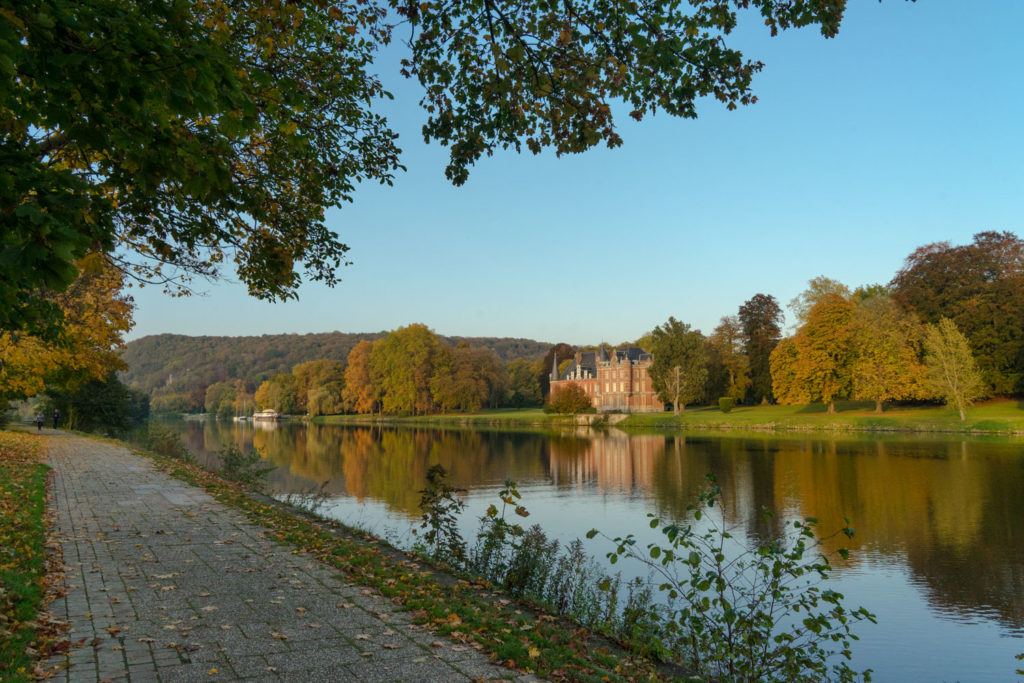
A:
[[0, 431, 50, 682], [135, 443, 665, 682], [620, 398, 1024, 434]]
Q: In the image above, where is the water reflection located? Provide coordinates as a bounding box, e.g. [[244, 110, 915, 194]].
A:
[[168, 420, 1024, 646]]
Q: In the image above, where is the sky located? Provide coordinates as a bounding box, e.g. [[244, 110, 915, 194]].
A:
[[126, 0, 1024, 346]]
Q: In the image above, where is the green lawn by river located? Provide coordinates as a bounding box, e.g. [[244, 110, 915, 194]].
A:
[[315, 399, 1024, 434]]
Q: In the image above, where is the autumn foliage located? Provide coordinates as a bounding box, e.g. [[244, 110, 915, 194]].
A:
[[0, 257, 133, 405], [546, 383, 593, 414]]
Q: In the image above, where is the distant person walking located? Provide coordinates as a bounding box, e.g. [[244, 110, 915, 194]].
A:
[[52, 410, 60, 429], [35, 412, 43, 431]]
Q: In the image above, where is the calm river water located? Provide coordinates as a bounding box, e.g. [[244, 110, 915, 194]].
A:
[[164, 419, 1024, 682]]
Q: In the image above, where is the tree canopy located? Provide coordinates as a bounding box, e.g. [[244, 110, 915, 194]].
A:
[[0, 257, 133, 403], [738, 293, 783, 404], [647, 317, 707, 414], [891, 231, 1024, 394], [923, 318, 985, 422], [4, 0, 857, 337], [771, 293, 854, 414]]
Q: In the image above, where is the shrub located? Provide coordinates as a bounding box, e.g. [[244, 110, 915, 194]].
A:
[[546, 384, 594, 414], [134, 424, 195, 463], [589, 474, 875, 682], [415, 464, 466, 565], [219, 446, 274, 490], [718, 397, 735, 413]]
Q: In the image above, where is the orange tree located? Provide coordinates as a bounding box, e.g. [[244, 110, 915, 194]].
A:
[[770, 293, 855, 414], [547, 383, 592, 414], [0, 257, 132, 407]]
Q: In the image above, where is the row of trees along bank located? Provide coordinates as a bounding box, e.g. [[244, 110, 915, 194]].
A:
[[204, 324, 559, 417], [559, 232, 1017, 419], [197, 232, 1018, 420]]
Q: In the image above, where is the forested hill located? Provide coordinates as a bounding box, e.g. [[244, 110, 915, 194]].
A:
[[120, 332, 551, 397]]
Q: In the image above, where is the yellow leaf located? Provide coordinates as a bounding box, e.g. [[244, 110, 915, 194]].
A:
[[528, 646, 540, 659]]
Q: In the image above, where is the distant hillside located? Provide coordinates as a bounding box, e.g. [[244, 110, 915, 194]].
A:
[[120, 332, 552, 399]]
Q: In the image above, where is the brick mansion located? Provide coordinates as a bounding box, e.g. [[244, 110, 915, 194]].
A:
[[549, 346, 662, 413]]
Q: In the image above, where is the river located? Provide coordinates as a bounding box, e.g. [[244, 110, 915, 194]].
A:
[[161, 419, 1024, 682]]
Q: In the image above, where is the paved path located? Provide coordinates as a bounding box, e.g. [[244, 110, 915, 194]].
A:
[[42, 432, 537, 682]]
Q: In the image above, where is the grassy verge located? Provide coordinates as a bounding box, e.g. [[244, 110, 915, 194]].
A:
[[0, 431, 49, 682], [134, 444, 664, 682], [316, 401, 1024, 435], [315, 408, 585, 428], [621, 398, 1024, 434]]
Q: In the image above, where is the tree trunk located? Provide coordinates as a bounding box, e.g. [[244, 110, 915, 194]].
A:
[[875, 400, 883, 413], [672, 366, 682, 416], [827, 400, 835, 414], [958, 405, 967, 421]]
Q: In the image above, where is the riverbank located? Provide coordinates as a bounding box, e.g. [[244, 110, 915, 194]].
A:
[[86, 432, 665, 681], [315, 399, 1024, 435], [620, 398, 1024, 434]]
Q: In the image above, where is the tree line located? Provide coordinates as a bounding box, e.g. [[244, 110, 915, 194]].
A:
[[637, 232, 1019, 419], [205, 324, 563, 417], [122, 332, 550, 414], [198, 231, 1021, 420]]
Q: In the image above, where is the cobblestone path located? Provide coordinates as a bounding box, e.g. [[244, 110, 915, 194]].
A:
[[42, 432, 537, 682]]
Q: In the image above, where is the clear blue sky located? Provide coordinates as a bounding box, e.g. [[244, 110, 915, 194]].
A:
[[127, 0, 1024, 346]]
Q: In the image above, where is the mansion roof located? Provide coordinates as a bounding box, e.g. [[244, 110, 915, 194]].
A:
[[553, 345, 652, 381]]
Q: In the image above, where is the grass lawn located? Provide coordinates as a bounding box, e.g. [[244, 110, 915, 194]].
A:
[[0, 430, 50, 682], [619, 398, 1024, 434]]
